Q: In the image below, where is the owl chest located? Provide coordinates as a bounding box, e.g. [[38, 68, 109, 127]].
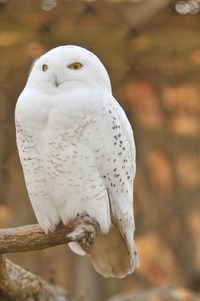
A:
[[30, 122, 96, 174]]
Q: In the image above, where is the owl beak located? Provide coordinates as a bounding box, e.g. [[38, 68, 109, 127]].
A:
[[55, 78, 59, 87]]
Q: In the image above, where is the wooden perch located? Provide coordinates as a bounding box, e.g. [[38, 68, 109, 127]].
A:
[[0, 215, 100, 254], [0, 216, 99, 301], [0, 217, 199, 301]]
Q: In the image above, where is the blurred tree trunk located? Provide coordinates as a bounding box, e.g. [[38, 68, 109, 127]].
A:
[[0, 255, 70, 301], [106, 286, 200, 301]]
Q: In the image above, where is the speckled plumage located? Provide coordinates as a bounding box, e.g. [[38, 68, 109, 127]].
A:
[[15, 45, 139, 277]]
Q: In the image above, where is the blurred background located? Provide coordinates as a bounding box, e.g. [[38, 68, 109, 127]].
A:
[[0, 0, 200, 300]]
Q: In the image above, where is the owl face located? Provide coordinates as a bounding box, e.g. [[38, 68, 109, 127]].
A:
[[27, 45, 111, 93]]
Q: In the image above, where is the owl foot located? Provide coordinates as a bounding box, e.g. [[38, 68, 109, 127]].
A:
[[66, 215, 100, 250]]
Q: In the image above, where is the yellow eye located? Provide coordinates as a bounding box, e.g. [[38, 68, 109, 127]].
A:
[[42, 64, 48, 72], [68, 62, 83, 70]]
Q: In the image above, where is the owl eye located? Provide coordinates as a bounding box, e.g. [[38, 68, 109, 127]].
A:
[[42, 64, 48, 72], [68, 62, 83, 70]]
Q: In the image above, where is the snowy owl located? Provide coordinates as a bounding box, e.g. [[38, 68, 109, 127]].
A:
[[15, 45, 139, 278]]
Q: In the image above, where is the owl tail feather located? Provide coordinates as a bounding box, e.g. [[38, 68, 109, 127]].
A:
[[84, 224, 139, 278]]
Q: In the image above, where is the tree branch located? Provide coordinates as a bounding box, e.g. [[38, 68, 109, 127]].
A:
[[0, 216, 99, 300], [0, 216, 100, 254], [0, 255, 70, 301]]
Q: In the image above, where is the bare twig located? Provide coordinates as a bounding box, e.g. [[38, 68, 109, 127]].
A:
[[0, 216, 100, 254]]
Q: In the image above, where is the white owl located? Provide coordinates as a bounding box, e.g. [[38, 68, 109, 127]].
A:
[[15, 45, 139, 278]]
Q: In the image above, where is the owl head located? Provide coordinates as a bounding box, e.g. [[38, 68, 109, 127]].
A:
[[26, 45, 112, 93]]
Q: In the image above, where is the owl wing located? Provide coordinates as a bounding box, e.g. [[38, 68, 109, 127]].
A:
[[107, 95, 136, 213], [87, 96, 139, 278]]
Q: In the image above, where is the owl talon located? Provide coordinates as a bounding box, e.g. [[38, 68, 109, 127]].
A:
[[66, 215, 99, 248], [66, 224, 96, 246], [81, 229, 95, 246]]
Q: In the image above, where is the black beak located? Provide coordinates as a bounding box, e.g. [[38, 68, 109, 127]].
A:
[[55, 79, 59, 87], [54, 76, 59, 87]]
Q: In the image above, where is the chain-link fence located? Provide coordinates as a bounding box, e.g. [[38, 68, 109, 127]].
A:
[[0, 1, 200, 300]]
